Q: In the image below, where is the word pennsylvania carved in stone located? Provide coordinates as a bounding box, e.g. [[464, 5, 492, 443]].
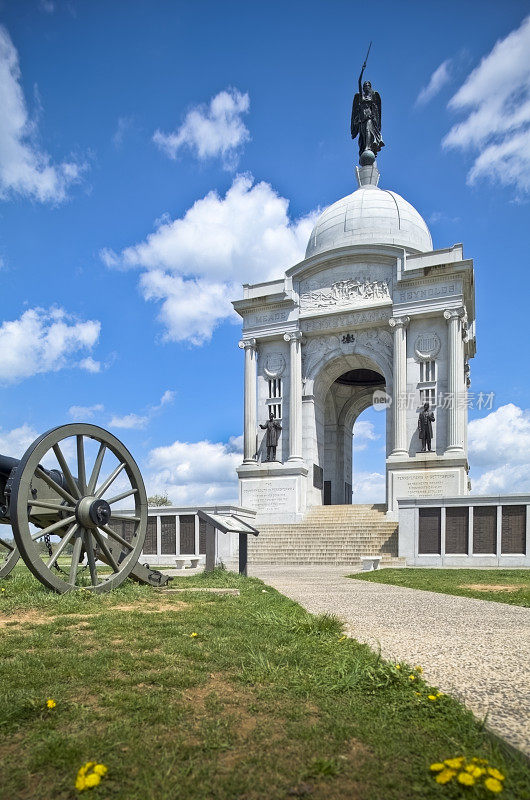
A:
[[300, 278, 390, 309]]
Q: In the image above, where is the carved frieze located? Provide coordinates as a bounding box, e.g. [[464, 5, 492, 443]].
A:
[[300, 277, 390, 310]]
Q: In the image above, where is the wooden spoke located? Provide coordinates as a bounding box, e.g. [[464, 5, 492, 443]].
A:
[[91, 527, 120, 573], [95, 462, 126, 499], [52, 443, 82, 500], [68, 535, 84, 585], [76, 435, 87, 495], [100, 523, 134, 552], [87, 443, 106, 494], [11, 423, 147, 593], [107, 487, 138, 505], [46, 524, 78, 569], [84, 529, 99, 586], [35, 466, 77, 506], [31, 514, 76, 540], [0, 536, 15, 552], [29, 499, 75, 513]]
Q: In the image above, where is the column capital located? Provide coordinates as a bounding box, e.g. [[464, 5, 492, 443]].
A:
[[389, 315, 410, 330], [283, 331, 303, 343], [443, 307, 465, 322], [238, 337, 257, 351]]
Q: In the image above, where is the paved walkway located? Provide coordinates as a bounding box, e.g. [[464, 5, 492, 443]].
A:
[[249, 565, 530, 756]]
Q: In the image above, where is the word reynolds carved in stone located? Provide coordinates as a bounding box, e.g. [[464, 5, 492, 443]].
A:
[[301, 278, 390, 308]]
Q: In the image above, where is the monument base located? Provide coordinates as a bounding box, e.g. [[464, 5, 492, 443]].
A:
[[237, 461, 309, 523], [386, 453, 469, 516]]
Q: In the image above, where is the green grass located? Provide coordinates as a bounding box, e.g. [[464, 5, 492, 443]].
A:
[[1, 566, 529, 800], [348, 568, 530, 606]]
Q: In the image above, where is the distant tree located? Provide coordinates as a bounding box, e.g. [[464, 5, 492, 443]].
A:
[[147, 493, 172, 507]]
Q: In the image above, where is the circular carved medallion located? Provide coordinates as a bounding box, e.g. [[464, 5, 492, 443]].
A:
[[414, 332, 441, 360], [264, 353, 286, 378]]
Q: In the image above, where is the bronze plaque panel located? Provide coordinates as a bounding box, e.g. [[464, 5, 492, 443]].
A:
[[445, 507, 468, 554], [473, 506, 497, 554], [199, 518, 207, 555], [501, 505, 526, 554], [161, 515, 176, 555], [143, 516, 157, 555], [179, 514, 195, 554], [418, 507, 441, 554]]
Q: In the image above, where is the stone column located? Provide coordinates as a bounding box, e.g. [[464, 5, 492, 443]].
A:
[[284, 331, 303, 462], [238, 338, 257, 463], [444, 308, 465, 453], [389, 316, 410, 457]]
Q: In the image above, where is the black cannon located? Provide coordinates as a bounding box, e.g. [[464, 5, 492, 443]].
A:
[[0, 424, 170, 593]]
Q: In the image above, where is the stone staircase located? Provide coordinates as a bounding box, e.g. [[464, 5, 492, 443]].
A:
[[247, 504, 405, 566]]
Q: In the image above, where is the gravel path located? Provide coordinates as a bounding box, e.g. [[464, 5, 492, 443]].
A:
[[250, 565, 530, 757]]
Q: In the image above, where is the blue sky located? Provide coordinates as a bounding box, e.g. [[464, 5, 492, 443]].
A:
[[1, 0, 530, 504]]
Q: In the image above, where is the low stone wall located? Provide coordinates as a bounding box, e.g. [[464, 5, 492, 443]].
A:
[[398, 495, 530, 567]]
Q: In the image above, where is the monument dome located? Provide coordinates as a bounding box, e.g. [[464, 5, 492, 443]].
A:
[[305, 178, 432, 259]]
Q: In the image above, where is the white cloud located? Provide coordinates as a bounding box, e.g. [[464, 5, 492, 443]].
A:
[[0, 26, 84, 202], [109, 412, 149, 430], [112, 116, 133, 149], [79, 356, 101, 373], [351, 471, 386, 504], [68, 403, 104, 420], [39, 0, 56, 12], [416, 59, 452, 106], [0, 307, 100, 384], [146, 437, 241, 506], [0, 423, 39, 458], [469, 403, 530, 494], [102, 174, 317, 344], [140, 273, 238, 345], [108, 389, 176, 431], [443, 15, 530, 194], [153, 88, 250, 168]]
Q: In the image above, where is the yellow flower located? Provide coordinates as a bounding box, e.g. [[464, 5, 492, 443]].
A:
[[409, 674, 416, 681], [75, 761, 107, 792], [429, 762, 445, 772], [427, 694, 437, 701], [1, 587, 5, 591], [484, 777, 503, 793], [190, 632, 198, 638], [414, 691, 421, 696], [457, 772, 475, 786], [46, 699, 56, 709], [435, 768, 456, 784], [414, 665, 423, 673], [487, 768, 505, 781], [338, 635, 347, 642], [395, 664, 401, 669], [465, 764, 485, 777], [444, 757, 465, 769]]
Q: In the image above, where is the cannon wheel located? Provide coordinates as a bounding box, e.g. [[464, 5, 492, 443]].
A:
[[10, 424, 147, 594], [0, 535, 19, 578]]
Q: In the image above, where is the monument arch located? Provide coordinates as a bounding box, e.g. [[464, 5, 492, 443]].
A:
[[233, 70, 475, 523]]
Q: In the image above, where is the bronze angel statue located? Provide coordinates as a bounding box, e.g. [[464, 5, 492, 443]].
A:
[[351, 44, 384, 165]]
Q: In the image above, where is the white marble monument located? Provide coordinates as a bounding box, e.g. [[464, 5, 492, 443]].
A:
[[233, 162, 476, 522]]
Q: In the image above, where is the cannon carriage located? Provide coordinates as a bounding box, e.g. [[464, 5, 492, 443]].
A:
[[0, 424, 170, 592]]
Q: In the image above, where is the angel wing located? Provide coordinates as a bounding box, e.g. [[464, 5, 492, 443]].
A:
[[373, 91, 382, 130], [350, 93, 360, 139]]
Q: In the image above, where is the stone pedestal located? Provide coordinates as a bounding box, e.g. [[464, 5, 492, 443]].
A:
[[387, 453, 468, 515], [237, 461, 309, 523]]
